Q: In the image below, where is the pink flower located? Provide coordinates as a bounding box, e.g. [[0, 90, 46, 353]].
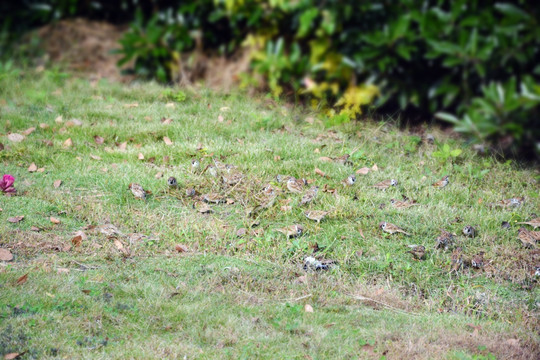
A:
[[0, 174, 16, 194]]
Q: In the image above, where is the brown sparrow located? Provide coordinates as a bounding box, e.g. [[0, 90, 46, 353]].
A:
[[191, 159, 200, 172], [247, 189, 278, 216], [450, 247, 463, 273], [333, 154, 350, 165], [488, 197, 524, 208], [462, 225, 476, 237], [167, 177, 178, 188], [128, 183, 146, 200], [276, 224, 304, 238], [390, 198, 419, 209], [202, 193, 224, 204], [194, 201, 212, 214], [517, 217, 540, 229], [304, 210, 329, 223], [379, 222, 411, 235], [373, 179, 398, 190], [303, 256, 330, 271], [205, 164, 218, 177], [432, 175, 449, 188], [435, 230, 455, 250], [407, 245, 426, 260], [471, 252, 485, 269], [300, 186, 319, 205], [287, 177, 304, 193], [341, 174, 356, 187], [185, 188, 196, 197], [275, 174, 287, 183], [222, 172, 243, 186], [518, 227, 538, 248]]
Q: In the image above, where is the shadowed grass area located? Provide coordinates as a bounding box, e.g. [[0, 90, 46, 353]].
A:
[[0, 68, 539, 359]]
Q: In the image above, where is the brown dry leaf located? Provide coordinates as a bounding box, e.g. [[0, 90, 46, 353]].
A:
[[90, 154, 101, 160], [296, 275, 307, 284], [0, 248, 13, 261], [155, 172, 163, 179], [356, 167, 370, 175], [16, 273, 28, 286], [94, 135, 105, 145], [7, 133, 25, 142], [281, 205, 292, 212], [43, 140, 53, 146], [22, 127, 36, 136], [63, 138, 73, 148], [163, 136, 173, 146], [314, 168, 328, 178], [37, 167, 45, 173], [304, 304, 314, 313], [196, 142, 204, 151], [138, 153, 144, 160], [218, 115, 224, 122], [113, 239, 124, 250], [66, 119, 82, 127], [375, 288, 384, 296], [4, 352, 23, 360], [477, 198, 483, 205], [161, 117, 173, 124], [57, 268, 70, 274], [27, 163, 38, 172], [165, 102, 175, 108], [8, 216, 24, 223], [71, 235, 83, 247], [124, 103, 139, 108], [175, 244, 189, 253], [55, 115, 63, 123], [466, 323, 482, 337], [50, 217, 61, 224], [314, 148, 320, 153], [117, 141, 127, 150], [30, 226, 41, 232], [53, 179, 62, 188], [274, 155, 281, 161], [371, 164, 379, 171], [318, 156, 333, 162], [39, 123, 49, 129], [358, 228, 365, 239]]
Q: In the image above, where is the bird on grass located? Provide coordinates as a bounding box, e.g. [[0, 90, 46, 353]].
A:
[[333, 154, 351, 165], [128, 183, 147, 200], [341, 174, 356, 187], [276, 224, 304, 238], [407, 245, 426, 260], [373, 179, 398, 190], [167, 177, 178, 188], [471, 252, 485, 269], [450, 247, 463, 273], [432, 175, 449, 188], [304, 210, 329, 223], [300, 186, 319, 205], [287, 177, 305, 193], [379, 222, 411, 236], [435, 230, 455, 250], [518, 227, 538, 248], [487, 197, 524, 208], [463, 225, 476, 238], [390, 198, 419, 209]]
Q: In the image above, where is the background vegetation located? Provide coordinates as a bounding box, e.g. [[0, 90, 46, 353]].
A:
[[1, 1, 539, 157]]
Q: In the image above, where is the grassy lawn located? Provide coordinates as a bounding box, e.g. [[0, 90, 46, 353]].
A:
[[0, 69, 539, 359]]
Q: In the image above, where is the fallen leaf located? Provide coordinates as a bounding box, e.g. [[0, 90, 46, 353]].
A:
[[66, 119, 82, 127], [163, 156, 169, 163], [43, 140, 53, 146], [27, 163, 38, 172], [356, 167, 370, 175], [280, 205, 292, 211], [175, 244, 189, 253], [155, 172, 163, 179], [4, 352, 23, 360], [63, 138, 73, 148], [81, 289, 91, 294], [22, 127, 36, 136], [7, 133, 24, 142], [371, 164, 379, 171], [55, 115, 63, 123], [296, 275, 307, 284], [218, 115, 224, 122], [16, 273, 28, 285], [50, 217, 61, 224], [8, 216, 24, 223], [117, 141, 127, 150], [477, 198, 483, 205], [219, 106, 230, 111], [165, 102, 175, 108], [71, 235, 82, 247], [318, 156, 333, 162], [30, 226, 41, 232], [314, 148, 320, 153], [161, 117, 173, 124], [274, 155, 281, 161], [37, 167, 45, 173], [358, 228, 365, 239], [113, 239, 124, 250], [314, 168, 328, 178], [90, 154, 101, 160], [53, 179, 62, 188], [94, 135, 105, 144], [124, 103, 139, 108], [57, 268, 70, 274], [138, 153, 144, 160], [304, 304, 314, 313], [375, 288, 384, 296], [39, 123, 49, 129], [0, 248, 13, 261], [163, 136, 173, 145]]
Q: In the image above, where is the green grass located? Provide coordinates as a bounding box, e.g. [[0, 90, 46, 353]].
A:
[[0, 68, 539, 359]]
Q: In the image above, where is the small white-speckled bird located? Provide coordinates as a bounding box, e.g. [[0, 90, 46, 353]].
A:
[[379, 222, 411, 235], [167, 177, 178, 188], [341, 174, 356, 187], [276, 224, 304, 238], [191, 159, 200, 172], [407, 245, 426, 260], [432, 175, 449, 188], [287, 177, 304, 193], [462, 225, 476, 237], [517, 217, 540, 229], [304, 210, 329, 223], [471, 252, 485, 269], [488, 197, 524, 208], [435, 229, 455, 250], [202, 193, 224, 204], [373, 179, 398, 190], [222, 171, 243, 186], [390, 198, 419, 209], [450, 247, 463, 273], [518, 227, 538, 248], [128, 183, 147, 200], [185, 188, 196, 197], [300, 186, 319, 205], [333, 154, 350, 165]]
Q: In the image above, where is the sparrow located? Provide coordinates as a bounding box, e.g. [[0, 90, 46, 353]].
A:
[[435, 230, 455, 250], [390, 198, 419, 209], [191, 159, 200, 172], [341, 174, 356, 187], [202, 193, 224, 204], [128, 183, 146, 200], [246, 189, 278, 216], [194, 201, 212, 214], [373, 179, 398, 190], [287, 177, 304, 193], [304, 210, 329, 223], [471, 252, 485, 269], [450, 247, 463, 273], [205, 165, 218, 177], [275, 175, 287, 183], [213, 159, 228, 171], [300, 186, 319, 205], [167, 176, 178, 188], [276, 224, 304, 238], [333, 154, 351, 165], [379, 222, 411, 236], [518, 227, 538, 248], [222, 172, 243, 186], [303, 256, 330, 271], [432, 175, 449, 188], [407, 245, 426, 260], [517, 217, 540, 229], [488, 197, 524, 208], [462, 225, 476, 237]]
